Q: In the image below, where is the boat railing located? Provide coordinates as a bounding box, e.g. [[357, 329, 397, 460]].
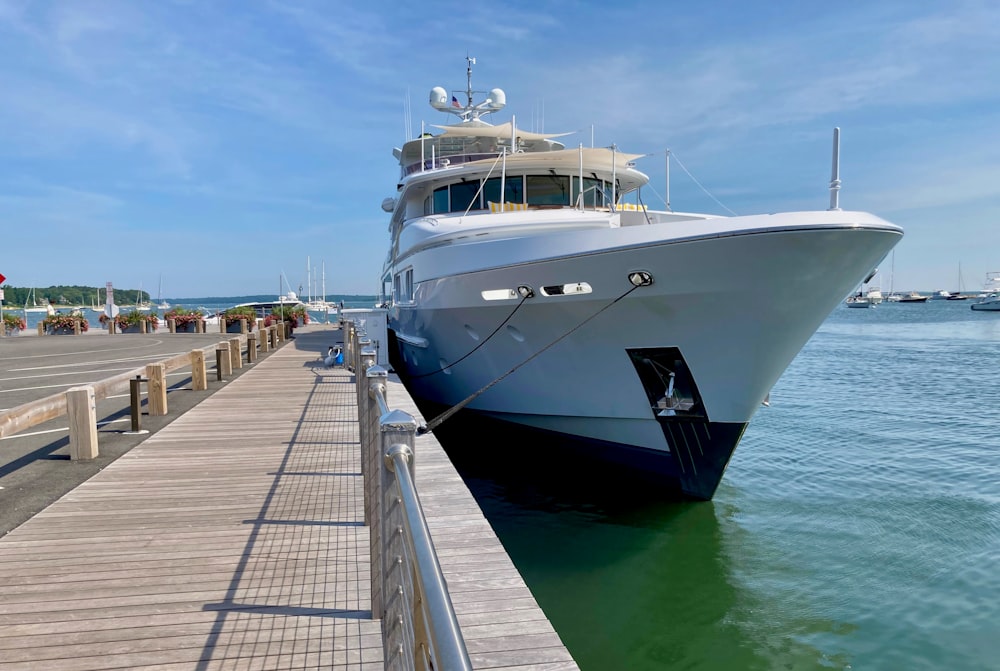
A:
[[403, 152, 499, 176], [345, 321, 472, 671]]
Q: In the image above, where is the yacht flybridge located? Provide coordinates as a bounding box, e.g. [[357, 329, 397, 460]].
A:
[[380, 59, 903, 499]]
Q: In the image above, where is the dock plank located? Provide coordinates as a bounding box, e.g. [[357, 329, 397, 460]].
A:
[[0, 325, 578, 670]]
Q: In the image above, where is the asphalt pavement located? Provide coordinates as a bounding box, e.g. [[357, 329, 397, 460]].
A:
[[0, 328, 320, 536]]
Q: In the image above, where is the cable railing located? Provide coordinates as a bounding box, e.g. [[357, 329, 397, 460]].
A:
[[345, 320, 472, 671]]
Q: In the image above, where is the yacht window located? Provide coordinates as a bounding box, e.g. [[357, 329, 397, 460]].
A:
[[395, 267, 415, 302], [527, 174, 570, 206], [572, 177, 606, 207], [450, 180, 482, 212], [433, 186, 449, 214], [484, 176, 524, 205]]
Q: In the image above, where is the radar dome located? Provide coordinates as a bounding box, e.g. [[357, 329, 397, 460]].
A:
[[487, 88, 506, 110], [429, 86, 448, 110]]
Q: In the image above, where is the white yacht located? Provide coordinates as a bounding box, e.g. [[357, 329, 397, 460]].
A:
[[380, 60, 903, 499], [971, 294, 1000, 311]]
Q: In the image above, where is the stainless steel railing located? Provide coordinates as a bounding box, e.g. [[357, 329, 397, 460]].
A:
[[348, 323, 472, 671]]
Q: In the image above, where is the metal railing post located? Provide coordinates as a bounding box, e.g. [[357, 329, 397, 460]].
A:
[[378, 409, 418, 660], [363, 364, 388, 526], [380, 412, 472, 671]]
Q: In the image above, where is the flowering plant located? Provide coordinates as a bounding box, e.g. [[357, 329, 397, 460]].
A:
[[112, 309, 159, 330], [164, 307, 204, 326], [223, 306, 257, 330], [42, 313, 89, 332], [271, 305, 309, 326], [3, 313, 27, 331]]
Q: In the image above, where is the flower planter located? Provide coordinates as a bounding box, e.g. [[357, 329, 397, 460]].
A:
[[47, 327, 78, 335], [225, 321, 247, 334], [3, 327, 21, 337], [175, 321, 199, 333], [120, 325, 146, 334]]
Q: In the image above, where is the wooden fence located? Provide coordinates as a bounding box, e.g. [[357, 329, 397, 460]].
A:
[[0, 325, 287, 458]]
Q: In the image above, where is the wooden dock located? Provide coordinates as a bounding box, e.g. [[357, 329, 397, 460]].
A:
[[0, 325, 578, 670]]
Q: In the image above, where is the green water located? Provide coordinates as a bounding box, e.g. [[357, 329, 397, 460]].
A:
[[445, 300, 1000, 670]]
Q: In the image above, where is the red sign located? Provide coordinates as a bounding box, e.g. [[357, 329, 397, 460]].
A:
[[0, 273, 6, 284]]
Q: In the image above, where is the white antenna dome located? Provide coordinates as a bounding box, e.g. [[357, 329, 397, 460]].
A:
[[487, 88, 506, 110], [429, 86, 448, 110]]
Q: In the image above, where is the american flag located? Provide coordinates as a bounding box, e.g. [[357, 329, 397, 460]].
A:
[[451, 96, 461, 109]]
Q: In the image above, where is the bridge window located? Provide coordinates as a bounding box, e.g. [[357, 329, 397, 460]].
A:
[[432, 186, 449, 214], [450, 180, 482, 212], [527, 175, 570, 206], [484, 176, 524, 205], [573, 177, 606, 207]]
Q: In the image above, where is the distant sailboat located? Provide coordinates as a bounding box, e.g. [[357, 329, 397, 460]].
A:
[[156, 275, 170, 310], [947, 263, 968, 300], [885, 250, 901, 301]]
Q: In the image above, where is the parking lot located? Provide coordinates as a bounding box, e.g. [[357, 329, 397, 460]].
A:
[[0, 332, 262, 535]]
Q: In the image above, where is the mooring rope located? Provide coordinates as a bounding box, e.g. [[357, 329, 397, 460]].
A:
[[407, 291, 531, 380], [419, 282, 641, 434]]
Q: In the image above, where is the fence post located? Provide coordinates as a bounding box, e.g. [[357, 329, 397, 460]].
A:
[[363, 365, 388, 527], [140, 320, 147, 334], [196, 319, 205, 333], [229, 337, 242, 370], [66, 386, 99, 460], [216, 343, 232, 379], [219, 318, 226, 334], [261, 327, 270, 353], [240, 318, 248, 334], [123, 375, 150, 435], [247, 332, 257, 362], [37, 323, 45, 336], [191, 349, 208, 391], [379, 409, 419, 664], [145, 363, 168, 416], [73, 318, 81, 335]]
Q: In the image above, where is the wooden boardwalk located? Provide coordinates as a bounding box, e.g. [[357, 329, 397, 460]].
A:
[[0, 325, 578, 670]]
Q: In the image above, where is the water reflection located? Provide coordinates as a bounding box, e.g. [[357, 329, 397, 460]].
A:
[[434, 413, 842, 670]]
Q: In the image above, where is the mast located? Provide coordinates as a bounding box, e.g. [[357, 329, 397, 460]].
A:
[[665, 149, 672, 212], [464, 55, 476, 108], [828, 127, 841, 211]]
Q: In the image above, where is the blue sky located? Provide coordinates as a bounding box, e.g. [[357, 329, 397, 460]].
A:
[[1, 0, 998, 298]]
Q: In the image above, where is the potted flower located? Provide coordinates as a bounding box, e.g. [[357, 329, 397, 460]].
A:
[[115, 309, 159, 334], [223, 306, 257, 333], [3, 313, 27, 336], [42, 313, 89, 335], [164, 307, 204, 333], [271, 305, 309, 326]]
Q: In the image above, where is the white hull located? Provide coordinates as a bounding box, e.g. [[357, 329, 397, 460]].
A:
[[971, 295, 1000, 311], [383, 64, 901, 498], [390, 211, 900, 496]]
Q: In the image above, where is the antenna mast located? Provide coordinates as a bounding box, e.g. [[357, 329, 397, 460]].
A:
[[828, 127, 841, 211], [465, 56, 476, 108]]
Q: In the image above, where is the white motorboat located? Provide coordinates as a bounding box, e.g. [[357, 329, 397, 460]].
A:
[[898, 291, 929, 303], [380, 60, 903, 499], [971, 293, 1000, 311], [976, 271, 1000, 298], [846, 295, 874, 308], [930, 289, 952, 300]]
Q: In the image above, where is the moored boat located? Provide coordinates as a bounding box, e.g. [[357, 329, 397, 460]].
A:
[[971, 293, 1000, 311], [846, 295, 874, 308], [898, 291, 929, 303], [380, 60, 903, 499]]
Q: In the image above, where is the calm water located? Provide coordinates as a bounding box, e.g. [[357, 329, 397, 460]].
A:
[[446, 299, 1000, 670]]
